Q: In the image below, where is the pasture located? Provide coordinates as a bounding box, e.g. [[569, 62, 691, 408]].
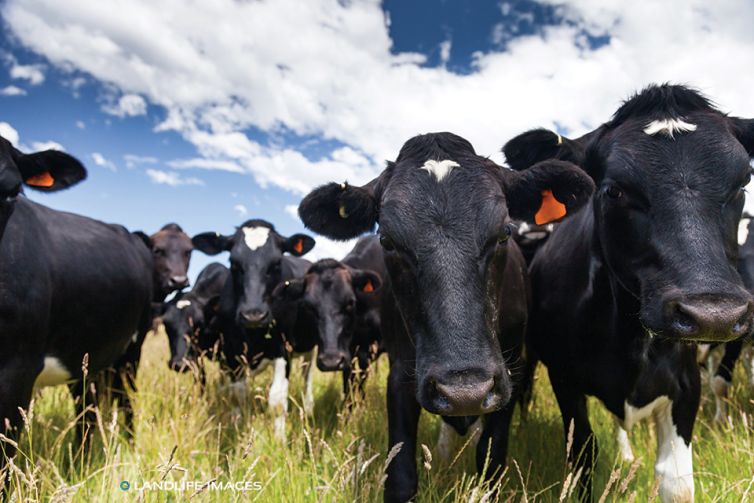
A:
[[6, 328, 753, 502]]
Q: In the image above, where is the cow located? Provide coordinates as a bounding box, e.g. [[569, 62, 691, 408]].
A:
[[273, 235, 384, 401], [138, 223, 194, 299], [160, 262, 229, 384], [502, 84, 754, 502], [298, 131, 594, 502], [0, 135, 152, 465], [708, 214, 754, 422], [191, 220, 318, 439]]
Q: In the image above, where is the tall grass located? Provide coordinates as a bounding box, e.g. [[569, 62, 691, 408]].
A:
[[4, 329, 753, 501]]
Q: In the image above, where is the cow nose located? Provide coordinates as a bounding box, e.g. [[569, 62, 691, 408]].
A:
[[169, 275, 189, 289], [317, 352, 347, 371], [667, 297, 753, 342], [422, 368, 506, 416], [240, 309, 270, 327]]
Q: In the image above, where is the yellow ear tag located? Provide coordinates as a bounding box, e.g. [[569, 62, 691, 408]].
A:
[[535, 189, 567, 225], [362, 279, 374, 293], [26, 171, 55, 188], [293, 239, 304, 254]]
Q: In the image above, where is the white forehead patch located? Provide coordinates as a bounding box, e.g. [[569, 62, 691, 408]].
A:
[[420, 159, 459, 182], [738, 218, 751, 246], [242, 226, 270, 250], [176, 299, 192, 309], [643, 118, 697, 138]]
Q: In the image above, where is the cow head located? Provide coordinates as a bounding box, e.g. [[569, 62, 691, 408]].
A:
[[273, 259, 382, 371], [299, 132, 593, 416], [161, 295, 205, 372], [140, 223, 193, 298], [192, 220, 315, 329], [0, 134, 86, 233], [504, 84, 754, 342]]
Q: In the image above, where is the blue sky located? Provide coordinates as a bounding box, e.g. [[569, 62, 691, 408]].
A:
[[1, 0, 753, 280]]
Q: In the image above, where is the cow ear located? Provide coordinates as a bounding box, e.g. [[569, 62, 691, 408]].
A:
[[14, 149, 87, 191], [503, 129, 586, 171], [504, 160, 595, 225], [731, 118, 754, 156], [351, 269, 382, 297], [271, 278, 306, 302], [192, 232, 233, 255], [284, 234, 315, 256], [133, 231, 153, 250], [299, 169, 390, 241]]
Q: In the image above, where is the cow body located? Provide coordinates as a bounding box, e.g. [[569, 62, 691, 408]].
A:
[[192, 220, 318, 439], [299, 132, 594, 501], [504, 84, 754, 502]]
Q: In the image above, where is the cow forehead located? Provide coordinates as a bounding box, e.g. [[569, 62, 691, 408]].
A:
[[242, 226, 271, 250]]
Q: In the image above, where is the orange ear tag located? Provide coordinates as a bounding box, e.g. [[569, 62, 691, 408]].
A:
[[26, 172, 55, 188], [534, 189, 567, 225], [293, 239, 304, 254], [362, 279, 374, 293]]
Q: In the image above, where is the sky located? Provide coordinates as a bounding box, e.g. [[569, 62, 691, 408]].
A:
[[1, 0, 754, 281]]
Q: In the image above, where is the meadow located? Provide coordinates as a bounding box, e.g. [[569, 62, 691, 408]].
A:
[[4, 327, 754, 502]]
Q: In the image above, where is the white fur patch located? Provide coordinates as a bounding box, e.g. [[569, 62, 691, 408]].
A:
[[268, 357, 289, 440], [242, 226, 270, 250], [176, 299, 192, 310], [643, 118, 697, 138], [621, 396, 670, 430], [302, 350, 316, 416], [614, 419, 635, 463], [738, 218, 750, 246], [420, 159, 459, 182], [653, 399, 694, 503], [34, 357, 71, 388]]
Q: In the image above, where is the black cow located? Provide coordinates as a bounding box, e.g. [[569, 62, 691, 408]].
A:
[[299, 132, 593, 502], [708, 215, 754, 421], [192, 220, 318, 439], [274, 235, 384, 400], [503, 84, 754, 502], [138, 223, 194, 299], [0, 136, 152, 463], [161, 262, 229, 381]]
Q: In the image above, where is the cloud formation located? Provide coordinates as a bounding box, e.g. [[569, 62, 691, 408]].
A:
[[146, 169, 204, 187]]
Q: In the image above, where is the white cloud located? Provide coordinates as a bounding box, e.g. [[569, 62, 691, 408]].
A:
[[145, 168, 204, 186], [0, 85, 26, 96], [91, 152, 117, 171], [30, 140, 65, 151], [103, 93, 147, 117], [75, 120, 86, 129], [439, 39, 452, 67], [5, 0, 754, 207], [9, 62, 44, 85], [0, 122, 20, 146], [124, 153, 158, 168], [233, 204, 248, 216]]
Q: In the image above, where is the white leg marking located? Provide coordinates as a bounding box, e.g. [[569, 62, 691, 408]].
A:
[[34, 357, 72, 388], [710, 375, 730, 424], [302, 350, 316, 416], [653, 400, 694, 503], [436, 421, 456, 463], [268, 357, 289, 440], [614, 418, 635, 463]]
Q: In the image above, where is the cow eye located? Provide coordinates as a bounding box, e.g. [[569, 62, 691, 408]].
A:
[[154, 248, 166, 257], [498, 225, 513, 244], [379, 234, 395, 251], [605, 185, 623, 199]]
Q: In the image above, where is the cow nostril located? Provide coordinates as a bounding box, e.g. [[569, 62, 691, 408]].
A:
[[671, 303, 699, 335]]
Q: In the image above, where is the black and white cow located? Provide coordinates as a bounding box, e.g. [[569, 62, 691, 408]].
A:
[[0, 135, 152, 462], [161, 262, 229, 380], [503, 84, 754, 502], [273, 235, 384, 400], [299, 132, 593, 502], [707, 214, 754, 421], [192, 220, 318, 439]]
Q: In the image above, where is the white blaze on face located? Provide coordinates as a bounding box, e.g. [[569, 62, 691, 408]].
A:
[[738, 218, 750, 246], [34, 357, 72, 388], [420, 159, 459, 182], [242, 226, 270, 250], [643, 118, 697, 138], [176, 299, 192, 310]]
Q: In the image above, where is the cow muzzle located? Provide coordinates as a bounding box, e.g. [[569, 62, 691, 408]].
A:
[[317, 350, 348, 371], [420, 367, 509, 416], [662, 294, 754, 342]]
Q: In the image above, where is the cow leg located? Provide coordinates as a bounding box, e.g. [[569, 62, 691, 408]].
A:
[[711, 339, 743, 423], [301, 350, 315, 416], [652, 398, 696, 503], [549, 369, 596, 500], [268, 357, 289, 441], [384, 362, 421, 503], [0, 359, 38, 466], [614, 418, 635, 463], [476, 404, 514, 482]]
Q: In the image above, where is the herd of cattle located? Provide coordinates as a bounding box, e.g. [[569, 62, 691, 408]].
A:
[[0, 84, 753, 502]]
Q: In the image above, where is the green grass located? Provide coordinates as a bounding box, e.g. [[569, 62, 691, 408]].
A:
[[4, 330, 754, 502]]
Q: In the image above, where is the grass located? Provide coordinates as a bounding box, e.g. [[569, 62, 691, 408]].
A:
[[3, 329, 754, 502]]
